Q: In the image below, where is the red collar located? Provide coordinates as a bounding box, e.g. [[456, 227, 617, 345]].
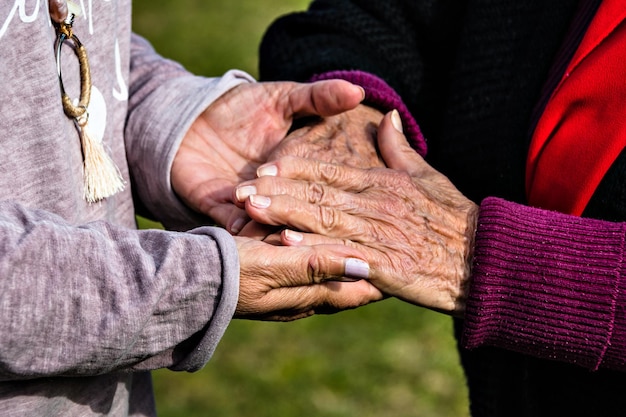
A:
[[526, 0, 626, 215]]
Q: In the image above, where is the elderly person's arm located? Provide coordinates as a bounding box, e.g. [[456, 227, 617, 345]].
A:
[[235, 111, 626, 372]]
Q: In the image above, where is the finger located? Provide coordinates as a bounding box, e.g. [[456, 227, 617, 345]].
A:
[[237, 220, 282, 241], [180, 178, 243, 229], [259, 280, 383, 321], [280, 230, 375, 283], [298, 243, 372, 282], [378, 110, 433, 177], [240, 241, 372, 286], [284, 80, 365, 118], [315, 280, 384, 313], [255, 155, 391, 193], [224, 209, 251, 235], [244, 193, 374, 244], [282, 229, 349, 247], [234, 176, 368, 211], [276, 231, 396, 311]]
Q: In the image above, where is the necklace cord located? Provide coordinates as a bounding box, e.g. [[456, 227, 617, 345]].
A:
[[55, 20, 92, 120], [48, 0, 125, 202]]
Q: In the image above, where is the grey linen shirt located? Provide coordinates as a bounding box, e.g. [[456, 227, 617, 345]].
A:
[[0, 1, 251, 415]]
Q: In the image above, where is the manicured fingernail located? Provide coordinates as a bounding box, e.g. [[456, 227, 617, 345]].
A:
[[257, 164, 278, 177], [345, 258, 370, 280], [230, 218, 245, 235], [235, 185, 257, 202], [391, 109, 403, 133], [284, 229, 303, 243], [249, 194, 271, 209]]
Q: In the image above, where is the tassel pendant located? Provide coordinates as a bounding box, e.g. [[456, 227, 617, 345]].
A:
[[76, 113, 125, 203], [54, 10, 125, 203]]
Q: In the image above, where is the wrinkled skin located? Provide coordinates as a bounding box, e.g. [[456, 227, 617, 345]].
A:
[[268, 104, 385, 168], [171, 80, 368, 235], [235, 111, 479, 317], [233, 236, 382, 321], [172, 81, 385, 321], [237, 104, 386, 238]]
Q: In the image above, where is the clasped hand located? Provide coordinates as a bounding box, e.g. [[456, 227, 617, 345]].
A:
[[235, 111, 479, 317], [172, 78, 477, 320], [171, 80, 384, 321]]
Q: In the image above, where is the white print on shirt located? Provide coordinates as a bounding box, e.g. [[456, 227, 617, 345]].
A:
[[82, 85, 107, 143], [113, 38, 128, 101], [0, 0, 127, 103], [0, 0, 40, 39]]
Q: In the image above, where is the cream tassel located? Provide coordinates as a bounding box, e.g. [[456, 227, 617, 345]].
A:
[[77, 116, 125, 203], [55, 12, 125, 203]]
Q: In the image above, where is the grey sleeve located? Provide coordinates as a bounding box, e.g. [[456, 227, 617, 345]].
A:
[[0, 202, 239, 380], [124, 34, 255, 231]]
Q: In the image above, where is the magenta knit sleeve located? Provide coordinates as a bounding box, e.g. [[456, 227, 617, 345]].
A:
[[309, 71, 626, 372], [309, 70, 427, 157], [463, 197, 626, 371]]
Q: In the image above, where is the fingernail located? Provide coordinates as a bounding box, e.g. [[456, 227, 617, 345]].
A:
[[230, 218, 245, 235], [391, 109, 403, 133], [249, 194, 271, 209], [235, 185, 257, 202], [345, 258, 370, 280], [358, 86, 366, 101], [284, 229, 303, 243], [257, 164, 278, 177]]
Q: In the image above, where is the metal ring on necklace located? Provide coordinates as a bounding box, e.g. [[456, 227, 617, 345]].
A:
[[54, 18, 92, 121]]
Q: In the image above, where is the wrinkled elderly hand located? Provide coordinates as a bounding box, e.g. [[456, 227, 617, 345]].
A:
[[234, 236, 382, 321], [172, 80, 365, 234], [268, 104, 385, 168], [236, 104, 386, 238], [234, 111, 479, 317]]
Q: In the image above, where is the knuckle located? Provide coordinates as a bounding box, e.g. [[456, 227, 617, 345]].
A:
[[317, 162, 341, 184], [317, 205, 338, 233], [307, 251, 328, 284], [341, 237, 354, 247], [307, 182, 326, 204]]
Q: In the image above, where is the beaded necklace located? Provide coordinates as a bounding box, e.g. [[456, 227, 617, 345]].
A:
[[49, 0, 124, 203]]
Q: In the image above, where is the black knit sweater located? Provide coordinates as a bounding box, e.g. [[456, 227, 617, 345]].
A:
[[259, 1, 626, 415]]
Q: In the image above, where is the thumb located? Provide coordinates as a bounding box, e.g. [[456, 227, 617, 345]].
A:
[[378, 110, 428, 175], [284, 79, 365, 119]]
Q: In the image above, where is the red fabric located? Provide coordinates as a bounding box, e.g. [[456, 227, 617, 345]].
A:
[[526, 0, 626, 216]]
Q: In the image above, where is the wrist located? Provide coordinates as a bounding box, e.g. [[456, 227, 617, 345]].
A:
[[454, 202, 479, 318]]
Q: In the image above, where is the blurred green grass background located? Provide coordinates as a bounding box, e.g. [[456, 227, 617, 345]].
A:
[[132, 1, 469, 416]]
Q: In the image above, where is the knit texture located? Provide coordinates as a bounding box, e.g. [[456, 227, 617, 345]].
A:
[[465, 197, 626, 370], [260, 1, 626, 415], [310, 70, 427, 156], [0, 2, 242, 415]]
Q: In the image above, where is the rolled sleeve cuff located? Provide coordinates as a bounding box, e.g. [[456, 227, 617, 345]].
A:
[[462, 197, 626, 371]]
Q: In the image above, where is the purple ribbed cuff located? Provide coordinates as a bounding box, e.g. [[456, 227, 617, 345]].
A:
[[462, 197, 626, 371], [604, 257, 626, 369], [310, 70, 427, 156]]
